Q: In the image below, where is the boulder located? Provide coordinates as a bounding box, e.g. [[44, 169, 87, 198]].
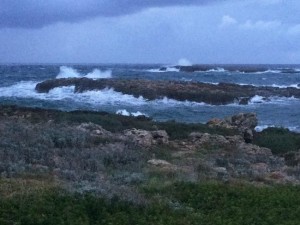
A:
[[151, 130, 169, 145], [228, 113, 258, 130], [123, 129, 169, 147], [189, 132, 230, 149], [77, 123, 112, 137], [147, 159, 172, 167]]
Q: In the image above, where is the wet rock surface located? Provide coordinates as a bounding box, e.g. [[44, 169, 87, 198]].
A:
[[35, 78, 300, 105]]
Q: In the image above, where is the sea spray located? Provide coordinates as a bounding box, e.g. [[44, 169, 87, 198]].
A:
[[85, 69, 112, 79], [57, 66, 81, 78], [56, 66, 112, 79]]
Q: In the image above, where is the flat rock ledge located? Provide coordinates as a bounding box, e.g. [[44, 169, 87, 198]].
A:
[[35, 78, 300, 105]]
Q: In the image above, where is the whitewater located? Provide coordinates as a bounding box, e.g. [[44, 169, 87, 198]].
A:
[[0, 64, 300, 132]]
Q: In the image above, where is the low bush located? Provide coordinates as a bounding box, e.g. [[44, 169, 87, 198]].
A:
[[253, 127, 300, 155]]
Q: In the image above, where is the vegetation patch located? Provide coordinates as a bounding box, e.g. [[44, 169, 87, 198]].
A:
[[253, 127, 300, 155], [1, 180, 300, 225]]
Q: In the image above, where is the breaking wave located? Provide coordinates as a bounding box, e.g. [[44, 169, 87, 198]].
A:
[[56, 66, 112, 79], [116, 109, 148, 117], [248, 95, 299, 105], [57, 66, 80, 78]]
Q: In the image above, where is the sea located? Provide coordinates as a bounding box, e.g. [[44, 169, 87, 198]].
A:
[[0, 64, 300, 132]]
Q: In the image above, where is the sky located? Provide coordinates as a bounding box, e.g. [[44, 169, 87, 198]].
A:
[[0, 0, 300, 64]]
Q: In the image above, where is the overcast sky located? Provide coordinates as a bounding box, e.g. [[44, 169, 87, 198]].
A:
[[0, 0, 300, 64]]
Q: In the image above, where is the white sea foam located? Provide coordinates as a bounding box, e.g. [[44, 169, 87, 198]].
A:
[[1, 80, 298, 110], [207, 67, 227, 73], [271, 84, 300, 89], [0, 81, 146, 106], [116, 109, 130, 116], [166, 67, 180, 72], [147, 68, 163, 73], [236, 83, 300, 89], [56, 66, 112, 79], [255, 125, 275, 132], [57, 66, 81, 78], [0, 81, 40, 98], [154, 97, 208, 107], [85, 69, 112, 79], [249, 95, 266, 104], [254, 69, 281, 74], [116, 109, 148, 117], [248, 95, 299, 105]]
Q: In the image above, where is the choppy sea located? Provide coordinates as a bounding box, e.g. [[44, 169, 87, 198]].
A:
[[0, 64, 300, 132]]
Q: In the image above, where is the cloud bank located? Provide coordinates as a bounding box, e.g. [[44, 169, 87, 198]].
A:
[[0, 0, 221, 28]]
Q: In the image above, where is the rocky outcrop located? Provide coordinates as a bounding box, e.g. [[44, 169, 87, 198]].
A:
[[123, 129, 169, 147], [35, 78, 300, 105], [76, 123, 112, 137], [172, 65, 300, 74], [207, 113, 258, 143], [186, 132, 289, 182]]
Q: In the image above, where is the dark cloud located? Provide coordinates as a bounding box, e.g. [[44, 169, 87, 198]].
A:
[[0, 0, 221, 28]]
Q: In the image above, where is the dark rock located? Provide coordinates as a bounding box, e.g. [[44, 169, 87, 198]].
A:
[[238, 97, 250, 105], [159, 67, 167, 71], [229, 113, 258, 130]]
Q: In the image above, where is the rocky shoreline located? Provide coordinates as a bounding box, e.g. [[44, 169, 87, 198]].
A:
[[35, 78, 300, 105]]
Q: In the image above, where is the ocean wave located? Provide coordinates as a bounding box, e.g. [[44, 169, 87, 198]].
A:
[[0, 81, 145, 106], [206, 68, 227, 73], [246, 69, 281, 74], [116, 109, 148, 117], [235, 83, 300, 89], [56, 66, 112, 79], [85, 69, 112, 79], [1, 81, 299, 109], [248, 95, 299, 105], [271, 84, 300, 89], [57, 66, 81, 78]]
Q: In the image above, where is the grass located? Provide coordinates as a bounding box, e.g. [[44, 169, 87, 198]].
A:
[[1, 179, 300, 225], [1, 105, 300, 224]]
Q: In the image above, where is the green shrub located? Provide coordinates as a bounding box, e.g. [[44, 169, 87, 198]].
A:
[[1, 180, 300, 225], [254, 127, 300, 155]]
